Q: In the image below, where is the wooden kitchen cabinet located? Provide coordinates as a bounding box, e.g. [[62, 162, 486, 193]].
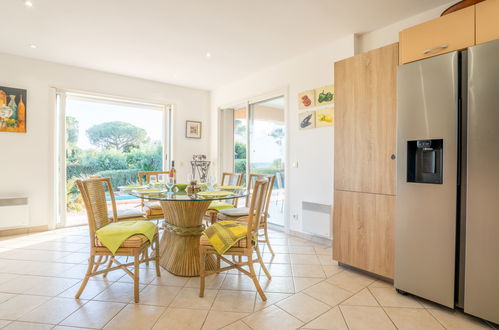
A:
[[333, 43, 398, 279], [399, 6, 475, 64], [333, 191, 395, 278], [334, 43, 397, 196], [476, 0, 499, 44]]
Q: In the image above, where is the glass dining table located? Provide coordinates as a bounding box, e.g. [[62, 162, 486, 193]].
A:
[[127, 188, 247, 277]]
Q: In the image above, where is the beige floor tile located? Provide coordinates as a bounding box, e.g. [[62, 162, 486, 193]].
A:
[[202, 310, 249, 330], [326, 270, 375, 293], [60, 300, 126, 329], [220, 320, 252, 330], [185, 273, 225, 289], [171, 287, 217, 310], [287, 237, 312, 246], [262, 253, 291, 264], [243, 305, 303, 329], [322, 265, 343, 277], [19, 297, 87, 324], [368, 279, 393, 288], [385, 307, 445, 330], [0, 294, 50, 320], [58, 279, 112, 300], [152, 307, 208, 330], [340, 305, 396, 330], [52, 326, 94, 330], [2, 321, 53, 330], [103, 303, 165, 330], [212, 290, 256, 313], [291, 264, 326, 278], [427, 307, 490, 329], [0, 320, 11, 328], [277, 292, 331, 323], [317, 255, 337, 266], [304, 281, 352, 307], [302, 306, 348, 330], [117, 267, 158, 285], [221, 274, 258, 292], [271, 245, 290, 254], [341, 288, 379, 307], [93, 282, 145, 303], [369, 287, 423, 308], [314, 246, 333, 256], [138, 284, 181, 306], [0, 275, 44, 294], [150, 271, 189, 287], [263, 263, 293, 277], [288, 245, 316, 254], [259, 275, 295, 293], [290, 254, 321, 265], [23, 277, 80, 296], [293, 277, 323, 292], [254, 292, 293, 311], [0, 292, 15, 304], [56, 252, 89, 264]]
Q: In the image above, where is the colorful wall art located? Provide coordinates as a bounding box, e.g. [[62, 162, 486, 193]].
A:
[[314, 84, 334, 106], [0, 86, 27, 133], [315, 107, 334, 127], [298, 111, 315, 130], [298, 90, 315, 110]]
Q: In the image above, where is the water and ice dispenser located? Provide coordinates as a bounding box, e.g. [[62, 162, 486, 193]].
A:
[[406, 139, 443, 184]]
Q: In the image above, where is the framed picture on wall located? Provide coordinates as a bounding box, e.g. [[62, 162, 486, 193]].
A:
[[0, 86, 27, 133], [186, 120, 202, 139]]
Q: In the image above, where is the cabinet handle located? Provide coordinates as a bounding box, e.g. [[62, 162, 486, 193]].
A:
[[422, 45, 448, 55], [391, 154, 396, 160]]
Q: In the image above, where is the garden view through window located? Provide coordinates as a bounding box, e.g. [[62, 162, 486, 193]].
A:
[[63, 94, 168, 227]]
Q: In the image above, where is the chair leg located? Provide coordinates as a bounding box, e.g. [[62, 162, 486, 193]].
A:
[[210, 210, 218, 224], [103, 257, 114, 278], [248, 255, 266, 301], [255, 245, 272, 280], [264, 225, 275, 256], [199, 250, 206, 297], [92, 255, 103, 273], [75, 255, 95, 299], [154, 236, 161, 277], [144, 248, 150, 266], [134, 251, 140, 303], [216, 255, 221, 273]]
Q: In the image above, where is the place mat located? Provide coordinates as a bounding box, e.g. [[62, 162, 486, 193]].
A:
[[197, 190, 233, 198], [219, 185, 244, 190]]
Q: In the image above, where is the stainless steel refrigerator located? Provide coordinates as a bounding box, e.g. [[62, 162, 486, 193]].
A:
[[395, 38, 499, 324]]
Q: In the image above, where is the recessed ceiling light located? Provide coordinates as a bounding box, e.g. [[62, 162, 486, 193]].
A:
[[205, 52, 212, 59], [24, 0, 33, 7], [29, 44, 37, 49]]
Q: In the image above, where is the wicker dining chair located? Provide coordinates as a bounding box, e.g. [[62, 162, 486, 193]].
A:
[[138, 171, 170, 220], [76, 177, 160, 303], [204, 172, 244, 224], [199, 178, 271, 301], [218, 174, 276, 256]]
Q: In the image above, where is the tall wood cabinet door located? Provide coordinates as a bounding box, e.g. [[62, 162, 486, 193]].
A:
[[333, 191, 395, 278], [334, 43, 398, 195], [476, 0, 499, 45], [399, 6, 475, 64]]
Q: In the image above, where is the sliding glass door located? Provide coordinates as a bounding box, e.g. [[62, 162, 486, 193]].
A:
[[249, 97, 285, 226], [56, 92, 171, 227]]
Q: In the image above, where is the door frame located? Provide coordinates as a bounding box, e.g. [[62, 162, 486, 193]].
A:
[[217, 87, 290, 230], [52, 88, 173, 228]]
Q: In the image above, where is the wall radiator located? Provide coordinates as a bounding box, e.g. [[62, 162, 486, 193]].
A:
[[0, 197, 29, 229], [302, 201, 331, 239]]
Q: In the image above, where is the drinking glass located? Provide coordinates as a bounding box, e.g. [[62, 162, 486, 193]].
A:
[[158, 174, 166, 185], [149, 175, 157, 187], [207, 175, 216, 190], [166, 177, 175, 192]]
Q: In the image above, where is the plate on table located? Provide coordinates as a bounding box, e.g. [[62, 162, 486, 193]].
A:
[[134, 188, 167, 195], [197, 190, 233, 198], [119, 185, 147, 191], [219, 185, 244, 190]]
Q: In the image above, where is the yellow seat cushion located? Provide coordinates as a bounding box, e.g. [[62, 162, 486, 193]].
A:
[[95, 228, 158, 249], [200, 235, 249, 249], [208, 202, 234, 211]]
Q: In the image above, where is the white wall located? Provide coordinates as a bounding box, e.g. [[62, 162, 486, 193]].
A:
[[0, 52, 210, 229], [210, 35, 356, 235]]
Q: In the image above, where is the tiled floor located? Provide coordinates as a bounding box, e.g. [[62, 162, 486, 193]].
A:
[[0, 226, 495, 330]]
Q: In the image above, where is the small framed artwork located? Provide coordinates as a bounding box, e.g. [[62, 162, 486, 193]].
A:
[[0, 86, 27, 133], [186, 120, 202, 139], [315, 107, 334, 127], [314, 84, 334, 106], [298, 111, 315, 130], [298, 90, 315, 110]]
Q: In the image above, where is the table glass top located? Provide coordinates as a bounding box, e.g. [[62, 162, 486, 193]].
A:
[[125, 187, 247, 201]]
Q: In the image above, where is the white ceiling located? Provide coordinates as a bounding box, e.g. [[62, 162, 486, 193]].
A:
[[1, 0, 452, 90]]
